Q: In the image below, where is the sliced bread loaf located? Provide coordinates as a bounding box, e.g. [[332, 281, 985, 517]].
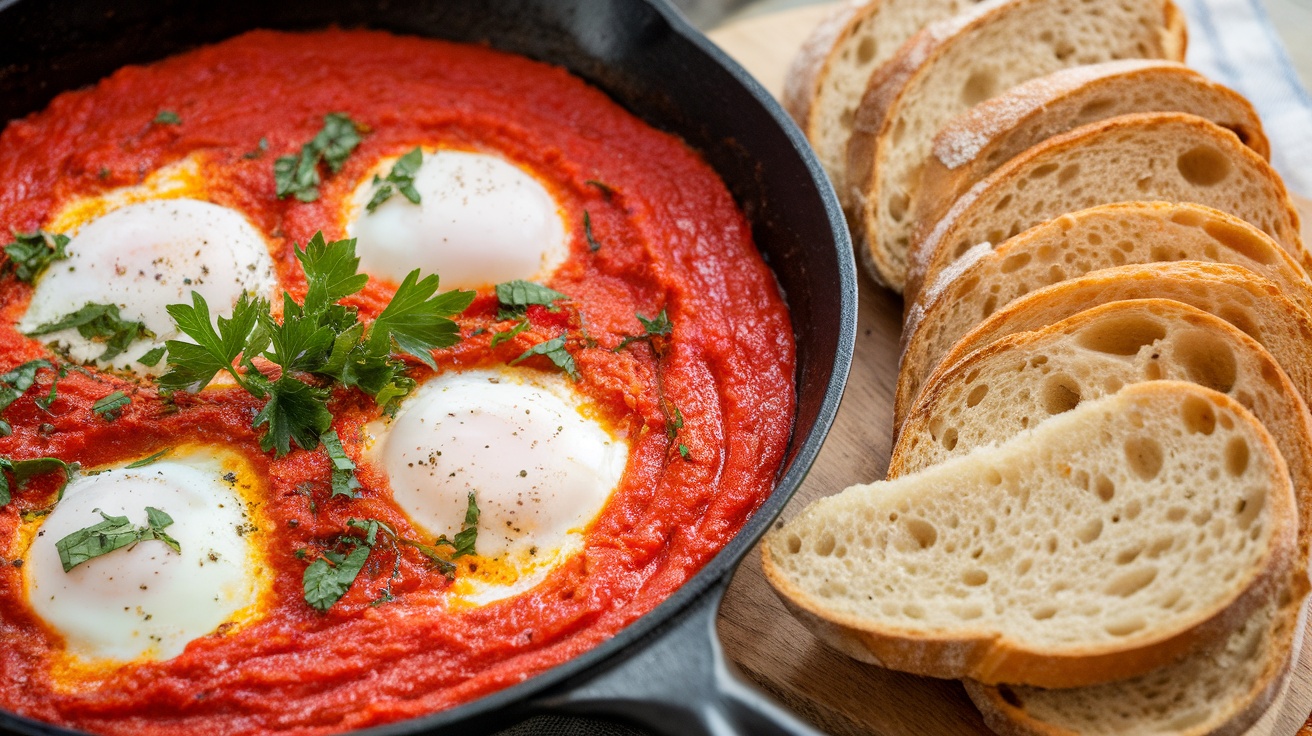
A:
[[844, 0, 1185, 291], [894, 204, 1312, 428], [915, 60, 1269, 232], [782, 0, 988, 198], [964, 592, 1301, 736], [907, 112, 1307, 303], [764, 382, 1297, 687], [915, 263, 1312, 416]]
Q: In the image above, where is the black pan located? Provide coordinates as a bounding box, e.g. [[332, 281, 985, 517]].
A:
[[0, 1, 857, 734]]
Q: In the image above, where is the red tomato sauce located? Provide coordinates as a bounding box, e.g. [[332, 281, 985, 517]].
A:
[[0, 29, 795, 735]]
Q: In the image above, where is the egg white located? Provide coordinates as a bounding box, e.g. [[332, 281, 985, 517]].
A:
[[345, 149, 568, 290], [19, 158, 277, 375], [365, 368, 627, 604], [21, 447, 269, 664]]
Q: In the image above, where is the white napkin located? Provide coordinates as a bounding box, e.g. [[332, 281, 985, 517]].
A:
[[1177, 0, 1312, 196]]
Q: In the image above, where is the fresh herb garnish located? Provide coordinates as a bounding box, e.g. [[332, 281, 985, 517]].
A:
[[667, 403, 684, 440], [153, 110, 181, 125], [92, 391, 130, 421], [366, 147, 423, 213], [0, 456, 75, 507], [303, 515, 465, 612], [137, 346, 167, 367], [583, 211, 602, 252], [274, 113, 363, 203], [243, 137, 269, 160], [27, 303, 153, 362], [585, 179, 614, 198], [321, 429, 361, 499], [434, 492, 480, 558], [0, 360, 54, 436], [3, 230, 69, 283], [495, 280, 567, 320], [125, 448, 172, 469], [489, 318, 530, 348], [302, 544, 371, 612], [159, 233, 473, 455], [54, 506, 178, 573], [615, 309, 672, 352], [511, 334, 578, 380]]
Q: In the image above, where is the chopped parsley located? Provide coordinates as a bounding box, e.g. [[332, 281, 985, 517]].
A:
[[153, 110, 181, 125], [3, 230, 69, 283], [125, 448, 172, 469], [0, 456, 75, 507], [302, 544, 370, 612], [435, 492, 480, 558], [679, 444, 691, 459], [583, 211, 602, 252], [137, 346, 167, 367], [510, 334, 578, 380], [0, 360, 54, 436], [321, 429, 361, 499], [27, 303, 153, 362], [274, 113, 363, 202], [585, 179, 614, 198], [489, 318, 530, 348], [92, 391, 130, 421], [54, 506, 178, 573], [243, 137, 269, 160], [495, 280, 567, 320], [366, 147, 423, 212], [159, 232, 474, 455], [615, 309, 672, 352]]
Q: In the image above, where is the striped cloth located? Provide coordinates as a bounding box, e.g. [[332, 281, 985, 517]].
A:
[[1178, 0, 1312, 196]]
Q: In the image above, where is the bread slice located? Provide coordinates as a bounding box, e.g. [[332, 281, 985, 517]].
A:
[[888, 304, 1312, 732], [915, 60, 1269, 232], [844, 0, 1185, 291], [964, 592, 1302, 736], [764, 382, 1297, 688], [907, 112, 1307, 303], [895, 204, 1312, 428], [782, 0, 988, 200], [915, 263, 1312, 416]]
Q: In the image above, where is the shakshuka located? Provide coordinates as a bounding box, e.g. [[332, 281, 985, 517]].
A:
[[0, 29, 795, 735]]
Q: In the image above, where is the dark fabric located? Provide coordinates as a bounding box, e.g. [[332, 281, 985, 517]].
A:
[[494, 715, 650, 736]]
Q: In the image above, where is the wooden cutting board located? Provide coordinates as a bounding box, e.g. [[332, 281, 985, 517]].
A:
[[708, 5, 1312, 734]]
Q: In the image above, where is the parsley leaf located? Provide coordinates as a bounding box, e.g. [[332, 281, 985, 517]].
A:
[[302, 545, 370, 612], [679, 443, 691, 459], [583, 211, 602, 252], [92, 391, 130, 421], [667, 403, 684, 440], [55, 506, 177, 572], [489, 318, 530, 348], [159, 291, 264, 392], [369, 270, 474, 368], [615, 309, 672, 352], [321, 429, 361, 499], [274, 113, 362, 202], [153, 110, 181, 125], [0, 456, 75, 507], [3, 230, 69, 283], [296, 233, 369, 313], [137, 346, 167, 367], [0, 360, 54, 436], [510, 334, 578, 380], [251, 376, 333, 456], [435, 492, 480, 558], [27, 303, 153, 362], [125, 448, 172, 469], [495, 280, 567, 320], [366, 147, 424, 212]]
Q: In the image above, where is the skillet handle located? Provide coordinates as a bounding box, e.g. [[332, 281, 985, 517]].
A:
[[538, 578, 826, 736]]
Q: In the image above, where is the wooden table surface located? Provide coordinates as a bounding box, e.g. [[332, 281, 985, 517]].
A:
[[708, 5, 1312, 734]]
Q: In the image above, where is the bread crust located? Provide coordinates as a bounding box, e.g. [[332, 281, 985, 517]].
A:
[[764, 382, 1299, 688], [782, 1, 874, 146], [906, 113, 1307, 305], [915, 61, 1269, 236], [845, 0, 1187, 293], [894, 203, 1312, 430]]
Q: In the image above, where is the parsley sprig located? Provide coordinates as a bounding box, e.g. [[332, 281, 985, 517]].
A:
[[3, 230, 69, 283], [274, 113, 363, 202], [158, 233, 474, 456], [366, 147, 423, 212], [27, 303, 153, 362], [54, 506, 178, 572]]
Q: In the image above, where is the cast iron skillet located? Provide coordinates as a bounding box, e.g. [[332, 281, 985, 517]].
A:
[[0, 1, 857, 734]]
